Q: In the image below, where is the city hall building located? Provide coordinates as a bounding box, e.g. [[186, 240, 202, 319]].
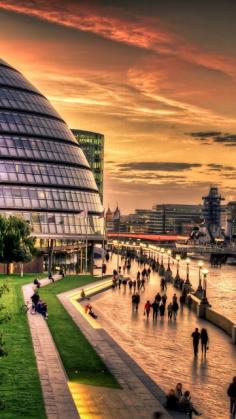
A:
[[0, 59, 104, 273]]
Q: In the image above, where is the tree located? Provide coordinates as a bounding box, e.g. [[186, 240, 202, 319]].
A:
[[0, 215, 36, 275]]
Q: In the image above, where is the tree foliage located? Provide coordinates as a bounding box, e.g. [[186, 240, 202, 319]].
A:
[[0, 215, 36, 265]]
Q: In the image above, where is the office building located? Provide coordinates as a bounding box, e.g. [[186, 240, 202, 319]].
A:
[[72, 129, 104, 201], [149, 204, 203, 234]]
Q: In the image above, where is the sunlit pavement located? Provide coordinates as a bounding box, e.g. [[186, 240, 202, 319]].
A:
[[92, 256, 236, 419]]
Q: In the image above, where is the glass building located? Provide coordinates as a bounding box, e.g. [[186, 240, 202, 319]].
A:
[[72, 129, 104, 201], [0, 59, 104, 271]]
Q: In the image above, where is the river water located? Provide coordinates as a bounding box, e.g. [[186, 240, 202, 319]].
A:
[[167, 255, 236, 323]]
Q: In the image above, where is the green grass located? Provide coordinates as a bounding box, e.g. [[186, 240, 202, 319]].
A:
[[0, 273, 46, 419], [40, 275, 120, 388]]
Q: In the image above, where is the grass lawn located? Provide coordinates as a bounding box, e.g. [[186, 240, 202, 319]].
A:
[[40, 275, 120, 388], [0, 273, 46, 419]]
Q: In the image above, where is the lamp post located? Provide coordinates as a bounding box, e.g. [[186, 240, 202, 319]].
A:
[[201, 268, 209, 305], [161, 248, 165, 265], [159, 248, 165, 276], [165, 249, 173, 282], [167, 249, 171, 270], [186, 257, 190, 282], [175, 254, 181, 284], [195, 261, 204, 297]]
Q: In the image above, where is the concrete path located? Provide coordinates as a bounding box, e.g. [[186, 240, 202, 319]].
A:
[[91, 258, 236, 419], [22, 277, 79, 419], [59, 286, 173, 419]]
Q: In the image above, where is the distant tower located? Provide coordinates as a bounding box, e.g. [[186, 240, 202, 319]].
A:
[[113, 205, 121, 233], [202, 186, 224, 241], [105, 205, 113, 232]]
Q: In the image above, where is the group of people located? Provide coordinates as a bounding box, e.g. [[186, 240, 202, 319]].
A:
[[191, 328, 209, 356], [31, 291, 48, 318], [166, 383, 202, 417], [142, 291, 180, 321]]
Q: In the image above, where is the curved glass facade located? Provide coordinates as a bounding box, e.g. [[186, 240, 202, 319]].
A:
[[0, 59, 103, 239]]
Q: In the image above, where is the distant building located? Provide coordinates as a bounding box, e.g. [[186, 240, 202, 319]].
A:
[[126, 209, 152, 233], [226, 201, 236, 238], [202, 187, 225, 240], [149, 204, 203, 234], [105, 205, 121, 233], [72, 129, 104, 201]]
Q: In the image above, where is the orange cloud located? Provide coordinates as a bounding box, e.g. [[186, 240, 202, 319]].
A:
[[1, 0, 236, 79]]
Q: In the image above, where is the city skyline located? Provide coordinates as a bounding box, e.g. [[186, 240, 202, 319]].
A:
[[1, 1, 236, 212]]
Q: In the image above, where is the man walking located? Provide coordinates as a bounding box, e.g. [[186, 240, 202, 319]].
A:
[[191, 328, 201, 356], [227, 376, 236, 418]]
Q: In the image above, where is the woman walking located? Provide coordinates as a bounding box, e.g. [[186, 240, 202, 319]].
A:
[[144, 300, 151, 319], [200, 328, 209, 355]]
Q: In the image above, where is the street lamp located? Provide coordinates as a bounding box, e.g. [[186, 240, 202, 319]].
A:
[[197, 261, 204, 293], [167, 249, 171, 269], [186, 257, 190, 282], [161, 248, 165, 265], [201, 268, 209, 305], [175, 254, 181, 282]]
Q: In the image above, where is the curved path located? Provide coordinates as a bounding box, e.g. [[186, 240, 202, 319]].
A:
[[92, 259, 236, 419], [23, 275, 174, 419]]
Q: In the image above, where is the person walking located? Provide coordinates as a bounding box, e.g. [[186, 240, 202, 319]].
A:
[[227, 376, 236, 418], [172, 293, 178, 304], [192, 328, 201, 356], [180, 294, 185, 309], [144, 300, 151, 319], [162, 293, 167, 307], [167, 302, 173, 320], [159, 302, 165, 318], [200, 328, 209, 355], [128, 279, 133, 291], [134, 293, 140, 311], [172, 300, 179, 320], [132, 294, 136, 310], [152, 301, 159, 320], [132, 279, 137, 291], [141, 277, 145, 290], [155, 292, 162, 304]]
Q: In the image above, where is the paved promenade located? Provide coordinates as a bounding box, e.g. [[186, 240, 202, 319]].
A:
[[22, 277, 79, 419], [91, 258, 236, 419], [59, 286, 173, 419]]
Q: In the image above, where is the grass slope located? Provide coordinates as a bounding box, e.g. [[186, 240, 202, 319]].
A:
[[0, 274, 46, 419], [40, 275, 119, 388]]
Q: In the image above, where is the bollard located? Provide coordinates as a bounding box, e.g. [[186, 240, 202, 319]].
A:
[[232, 325, 236, 344]]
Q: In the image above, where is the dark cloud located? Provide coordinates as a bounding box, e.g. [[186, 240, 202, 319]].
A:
[[118, 162, 202, 171], [189, 131, 222, 138], [187, 132, 236, 147], [207, 163, 235, 171]]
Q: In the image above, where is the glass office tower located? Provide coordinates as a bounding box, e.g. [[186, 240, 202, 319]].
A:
[[72, 130, 104, 201], [0, 59, 104, 271]]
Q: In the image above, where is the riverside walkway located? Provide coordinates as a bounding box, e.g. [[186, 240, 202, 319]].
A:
[[92, 258, 236, 419]]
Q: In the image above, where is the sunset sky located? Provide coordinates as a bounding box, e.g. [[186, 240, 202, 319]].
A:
[[0, 0, 236, 213]]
